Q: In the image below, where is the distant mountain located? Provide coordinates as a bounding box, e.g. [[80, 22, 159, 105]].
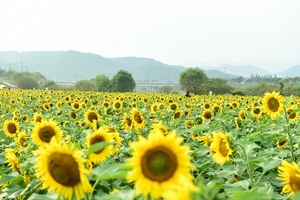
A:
[[0, 51, 239, 82], [277, 65, 300, 77], [215, 64, 272, 77], [204, 69, 238, 79]]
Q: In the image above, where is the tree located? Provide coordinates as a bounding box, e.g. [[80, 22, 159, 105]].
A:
[[74, 80, 95, 91], [110, 70, 136, 92], [93, 74, 111, 92], [203, 78, 233, 94], [157, 85, 173, 93], [179, 67, 208, 94], [12, 72, 39, 89]]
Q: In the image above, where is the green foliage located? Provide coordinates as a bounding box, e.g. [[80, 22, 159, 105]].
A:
[[109, 70, 136, 92], [12, 72, 39, 89], [179, 67, 208, 94], [93, 74, 111, 92], [74, 80, 95, 91], [203, 78, 233, 94], [157, 85, 173, 93]]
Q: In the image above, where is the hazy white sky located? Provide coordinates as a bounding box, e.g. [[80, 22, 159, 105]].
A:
[[0, 0, 299, 72]]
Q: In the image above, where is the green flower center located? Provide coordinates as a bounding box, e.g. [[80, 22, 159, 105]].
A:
[[48, 152, 80, 187], [141, 146, 178, 183], [268, 97, 279, 112]]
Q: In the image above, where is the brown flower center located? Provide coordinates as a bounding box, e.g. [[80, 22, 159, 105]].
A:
[[90, 135, 105, 154], [39, 126, 55, 142], [48, 152, 80, 187], [268, 97, 279, 112], [8, 123, 17, 134]]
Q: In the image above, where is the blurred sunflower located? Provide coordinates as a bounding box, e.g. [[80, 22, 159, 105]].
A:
[[32, 119, 63, 146], [5, 148, 21, 173], [202, 109, 213, 121], [277, 160, 300, 198], [169, 102, 179, 111], [172, 110, 183, 120], [126, 131, 195, 199], [131, 109, 145, 130], [239, 109, 248, 120], [150, 122, 169, 136], [71, 102, 80, 110], [113, 100, 122, 110], [33, 113, 44, 124], [199, 134, 213, 147], [87, 127, 114, 164], [210, 132, 233, 166], [251, 106, 263, 119], [122, 113, 133, 131], [14, 131, 28, 148], [263, 91, 285, 120], [102, 125, 123, 154], [4, 119, 19, 138], [276, 139, 288, 149], [286, 106, 299, 122], [84, 110, 101, 128], [34, 139, 93, 200], [185, 119, 194, 129]]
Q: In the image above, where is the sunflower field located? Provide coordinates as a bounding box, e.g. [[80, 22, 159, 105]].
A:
[[0, 89, 300, 200]]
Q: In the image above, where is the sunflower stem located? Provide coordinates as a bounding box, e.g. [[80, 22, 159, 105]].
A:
[[283, 107, 295, 162], [236, 143, 254, 188]]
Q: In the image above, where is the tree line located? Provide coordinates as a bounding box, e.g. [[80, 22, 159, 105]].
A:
[[1, 67, 300, 96]]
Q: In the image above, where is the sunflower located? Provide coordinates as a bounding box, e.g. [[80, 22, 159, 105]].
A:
[[277, 160, 300, 198], [185, 119, 194, 129], [169, 102, 179, 111], [71, 102, 80, 110], [126, 131, 195, 199], [34, 139, 93, 200], [151, 103, 159, 113], [5, 148, 21, 173], [150, 122, 169, 136], [172, 110, 183, 120], [199, 134, 213, 147], [276, 140, 288, 149], [210, 132, 233, 166], [32, 119, 63, 146], [131, 109, 145, 130], [113, 100, 122, 110], [251, 106, 263, 119], [14, 131, 28, 148], [84, 110, 101, 128], [102, 125, 123, 154], [122, 113, 133, 131], [87, 127, 114, 164], [4, 120, 19, 138], [202, 109, 213, 121], [33, 112, 44, 124], [263, 91, 285, 120], [239, 109, 248, 120], [286, 106, 299, 122]]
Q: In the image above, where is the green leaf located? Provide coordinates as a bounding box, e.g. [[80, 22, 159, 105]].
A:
[[27, 193, 60, 200], [292, 192, 300, 200], [86, 142, 114, 156], [256, 160, 281, 172], [230, 190, 272, 200], [91, 163, 131, 180], [0, 171, 23, 185], [94, 189, 136, 200]]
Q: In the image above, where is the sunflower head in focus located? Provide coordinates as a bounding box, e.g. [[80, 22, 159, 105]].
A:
[[251, 106, 263, 119], [263, 91, 285, 120], [210, 132, 233, 166], [277, 160, 300, 198], [113, 100, 122, 110], [32, 119, 63, 146], [87, 127, 114, 164], [126, 131, 196, 199], [34, 139, 93, 200], [4, 120, 19, 138]]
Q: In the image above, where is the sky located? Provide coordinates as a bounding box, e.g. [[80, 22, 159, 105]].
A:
[[0, 0, 299, 73]]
